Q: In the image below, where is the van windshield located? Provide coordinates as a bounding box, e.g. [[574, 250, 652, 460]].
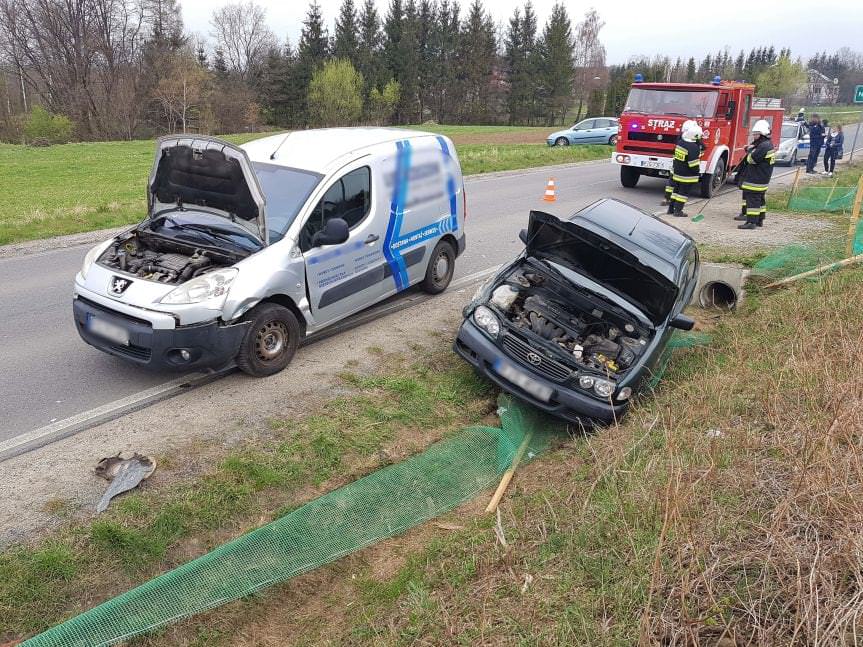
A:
[[252, 162, 322, 243], [624, 88, 719, 118]]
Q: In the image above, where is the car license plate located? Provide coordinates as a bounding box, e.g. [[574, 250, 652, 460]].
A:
[[87, 314, 129, 346], [493, 360, 553, 403], [642, 159, 664, 169]]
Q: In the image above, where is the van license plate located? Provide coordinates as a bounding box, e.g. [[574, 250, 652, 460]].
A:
[[87, 315, 129, 346], [494, 360, 553, 402]]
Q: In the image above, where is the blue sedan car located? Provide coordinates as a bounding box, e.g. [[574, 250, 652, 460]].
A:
[[547, 118, 619, 147]]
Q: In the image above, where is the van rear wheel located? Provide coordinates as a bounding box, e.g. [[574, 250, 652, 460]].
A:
[[235, 303, 300, 377], [420, 240, 456, 294]]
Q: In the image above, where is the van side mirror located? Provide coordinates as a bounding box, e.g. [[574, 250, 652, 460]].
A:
[[725, 100, 736, 120], [312, 218, 349, 247], [669, 313, 695, 331], [519, 229, 528, 244]]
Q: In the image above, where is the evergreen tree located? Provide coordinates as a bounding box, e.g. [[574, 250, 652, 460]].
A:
[[427, 0, 460, 122], [416, 0, 436, 120], [456, 0, 497, 124], [537, 2, 574, 126], [296, 1, 330, 123], [357, 0, 382, 95], [333, 0, 360, 65], [686, 57, 696, 82], [196, 43, 208, 68], [213, 48, 228, 74], [383, 0, 420, 122], [505, 7, 525, 124]]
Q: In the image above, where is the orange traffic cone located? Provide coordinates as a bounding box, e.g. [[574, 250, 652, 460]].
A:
[[543, 178, 556, 202]]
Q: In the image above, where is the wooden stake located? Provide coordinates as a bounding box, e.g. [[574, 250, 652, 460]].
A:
[[485, 431, 533, 514], [823, 177, 840, 209], [844, 174, 863, 257], [764, 253, 863, 289], [787, 166, 802, 209]]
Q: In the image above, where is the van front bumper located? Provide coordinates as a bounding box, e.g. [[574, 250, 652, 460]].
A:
[[453, 319, 628, 426], [73, 295, 249, 371]]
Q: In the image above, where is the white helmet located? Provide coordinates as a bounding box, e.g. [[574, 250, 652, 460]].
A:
[[681, 120, 703, 142], [751, 119, 771, 137]]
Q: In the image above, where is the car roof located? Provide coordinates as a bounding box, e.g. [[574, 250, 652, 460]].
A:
[[240, 127, 439, 174], [569, 198, 693, 273]]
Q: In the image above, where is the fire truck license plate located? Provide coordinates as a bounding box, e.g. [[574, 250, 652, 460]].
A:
[[642, 159, 664, 169]]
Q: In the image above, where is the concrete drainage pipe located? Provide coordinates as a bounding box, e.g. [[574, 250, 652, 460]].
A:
[[699, 281, 738, 310]]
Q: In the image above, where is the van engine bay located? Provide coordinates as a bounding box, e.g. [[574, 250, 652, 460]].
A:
[[488, 265, 651, 376], [97, 231, 234, 285]]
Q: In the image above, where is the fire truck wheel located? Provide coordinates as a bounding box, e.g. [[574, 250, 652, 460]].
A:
[[620, 165, 640, 188], [700, 157, 726, 198]]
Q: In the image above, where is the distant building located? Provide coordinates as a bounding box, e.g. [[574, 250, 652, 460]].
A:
[[804, 69, 840, 105]]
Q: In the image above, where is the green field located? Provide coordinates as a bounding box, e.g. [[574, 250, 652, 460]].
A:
[[0, 127, 608, 246], [791, 104, 863, 127]]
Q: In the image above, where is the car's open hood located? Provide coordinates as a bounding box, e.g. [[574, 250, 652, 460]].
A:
[[148, 136, 268, 245], [524, 210, 678, 325]]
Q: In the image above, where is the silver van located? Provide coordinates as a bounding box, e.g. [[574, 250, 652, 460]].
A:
[[73, 129, 466, 376]]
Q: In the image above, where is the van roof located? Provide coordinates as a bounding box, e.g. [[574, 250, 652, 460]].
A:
[[240, 127, 439, 174]]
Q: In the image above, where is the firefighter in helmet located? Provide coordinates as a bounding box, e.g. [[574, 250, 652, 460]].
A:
[[665, 120, 703, 217], [735, 119, 775, 230]]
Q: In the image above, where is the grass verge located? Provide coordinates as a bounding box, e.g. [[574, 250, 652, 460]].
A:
[[0, 349, 494, 642], [115, 267, 863, 645], [0, 128, 608, 246]]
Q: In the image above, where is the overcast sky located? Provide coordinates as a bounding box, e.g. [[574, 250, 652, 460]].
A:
[[181, 0, 860, 65]]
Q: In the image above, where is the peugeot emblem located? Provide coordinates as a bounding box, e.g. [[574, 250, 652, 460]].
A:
[[526, 352, 542, 366], [109, 276, 132, 295]]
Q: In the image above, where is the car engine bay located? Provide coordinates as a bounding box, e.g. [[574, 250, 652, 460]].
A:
[[97, 231, 234, 285], [488, 264, 651, 376]]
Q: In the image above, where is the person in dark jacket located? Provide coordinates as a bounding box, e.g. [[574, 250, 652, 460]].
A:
[[823, 124, 843, 176], [735, 119, 775, 230], [806, 114, 824, 173], [666, 120, 703, 217]]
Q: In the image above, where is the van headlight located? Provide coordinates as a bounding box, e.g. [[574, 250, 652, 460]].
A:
[[160, 268, 238, 306], [473, 305, 500, 337]]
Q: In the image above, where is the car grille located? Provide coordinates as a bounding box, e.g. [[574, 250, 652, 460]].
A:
[[627, 132, 678, 143], [77, 296, 154, 328], [105, 341, 152, 361], [501, 334, 572, 382]]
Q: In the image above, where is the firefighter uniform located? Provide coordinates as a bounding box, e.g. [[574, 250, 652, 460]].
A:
[[736, 135, 775, 229], [668, 139, 701, 216]]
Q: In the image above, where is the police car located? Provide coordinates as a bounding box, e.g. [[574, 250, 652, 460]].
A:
[[73, 129, 467, 376]]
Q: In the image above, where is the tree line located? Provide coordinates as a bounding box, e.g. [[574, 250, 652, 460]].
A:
[[1, 0, 862, 144]]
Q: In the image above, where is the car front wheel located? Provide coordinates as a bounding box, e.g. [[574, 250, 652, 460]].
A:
[[555, 137, 569, 146], [235, 303, 300, 377]]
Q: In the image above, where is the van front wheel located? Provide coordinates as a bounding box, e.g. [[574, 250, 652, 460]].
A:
[[420, 240, 456, 294], [235, 303, 300, 377]]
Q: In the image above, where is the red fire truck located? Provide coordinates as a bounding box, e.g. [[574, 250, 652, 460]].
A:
[[613, 77, 784, 197]]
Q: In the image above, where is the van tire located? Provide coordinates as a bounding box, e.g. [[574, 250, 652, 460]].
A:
[[420, 240, 456, 294], [235, 303, 300, 377]]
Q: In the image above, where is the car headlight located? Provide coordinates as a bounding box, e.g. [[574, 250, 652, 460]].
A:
[[159, 268, 238, 306], [593, 379, 615, 399], [80, 242, 107, 280], [578, 375, 595, 389], [473, 305, 500, 337]]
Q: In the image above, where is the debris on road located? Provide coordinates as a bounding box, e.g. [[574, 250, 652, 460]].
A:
[[94, 452, 156, 513]]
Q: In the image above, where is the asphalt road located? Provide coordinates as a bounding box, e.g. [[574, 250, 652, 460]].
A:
[[1, 126, 861, 444]]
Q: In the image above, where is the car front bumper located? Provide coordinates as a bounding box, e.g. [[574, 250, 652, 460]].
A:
[[73, 294, 249, 371], [453, 320, 629, 426]]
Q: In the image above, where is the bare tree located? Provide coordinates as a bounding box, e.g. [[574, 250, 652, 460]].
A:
[[153, 50, 209, 132], [210, 1, 275, 80], [571, 8, 606, 120]]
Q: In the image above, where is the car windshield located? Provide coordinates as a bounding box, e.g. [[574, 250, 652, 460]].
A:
[[252, 162, 322, 243], [781, 123, 799, 139], [624, 88, 719, 118]]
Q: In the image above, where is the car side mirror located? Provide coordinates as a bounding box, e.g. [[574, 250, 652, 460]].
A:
[[312, 218, 349, 247], [725, 100, 736, 120], [669, 313, 695, 331], [519, 229, 528, 244]]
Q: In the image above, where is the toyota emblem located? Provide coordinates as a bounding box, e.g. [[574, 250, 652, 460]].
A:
[[526, 352, 542, 366], [109, 276, 132, 295]]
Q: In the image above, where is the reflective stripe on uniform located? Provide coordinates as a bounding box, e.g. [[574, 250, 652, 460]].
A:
[[688, 159, 700, 167], [746, 209, 761, 216], [672, 174, 699, 183], [671, 193, 688, 203], [741, 183, 768, 191], [665, 185, 673, 194], [746, 153, 755, 164]]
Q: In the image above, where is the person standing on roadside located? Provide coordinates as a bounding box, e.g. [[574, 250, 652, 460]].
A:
[[735, 119, 775, 230], [666, 120, 703, 218], [806, 113, 825, 174], [823, 124, 843, 176]]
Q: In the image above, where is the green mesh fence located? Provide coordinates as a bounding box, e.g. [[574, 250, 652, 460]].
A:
[[23, 395, 562, 647], [787, 186, 857, 213]]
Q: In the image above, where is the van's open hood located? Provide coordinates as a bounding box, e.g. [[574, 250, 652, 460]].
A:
[[148, 136, 268, 245], [525, 210, 678, 325]]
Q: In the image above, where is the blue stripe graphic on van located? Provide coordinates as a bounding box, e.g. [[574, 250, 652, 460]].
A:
[[435, 136, 459, 234], [383, 140, 412, 291]]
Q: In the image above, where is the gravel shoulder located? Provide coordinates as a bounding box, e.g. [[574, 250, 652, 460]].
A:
[[0, 286, 473, 546]]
